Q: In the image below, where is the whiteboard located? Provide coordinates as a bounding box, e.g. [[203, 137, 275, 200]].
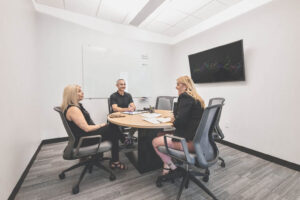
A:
[[82, 45, 152, 98]]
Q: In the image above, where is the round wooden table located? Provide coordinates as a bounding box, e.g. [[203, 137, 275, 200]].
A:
[[107, 109, 173, 129], [107, 110, 174, 173]]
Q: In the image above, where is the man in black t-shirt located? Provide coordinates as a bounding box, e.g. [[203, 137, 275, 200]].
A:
[[110, 79, 136, 112], [109, 79, 137, 147]]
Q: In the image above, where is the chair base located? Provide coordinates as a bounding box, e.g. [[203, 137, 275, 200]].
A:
[[59, 154, 116, 194], [156, 167, 217, 200], [219, 157, 225, 167]]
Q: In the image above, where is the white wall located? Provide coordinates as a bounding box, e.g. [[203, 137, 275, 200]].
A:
[[171, 0, 300, 164], [36, 14, 174, 140], [1, 1, 299, 198], [0, 0, 41, 199]]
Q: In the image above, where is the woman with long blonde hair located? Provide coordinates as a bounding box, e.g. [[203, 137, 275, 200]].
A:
[[152, 75, 205, 176], [61, 84, 127, 170]]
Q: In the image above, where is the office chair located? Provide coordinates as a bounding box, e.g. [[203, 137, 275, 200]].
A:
[[54, 107, 116, 194], [156, 104, 223, 200], [107, 98, 137, 147], [208, 97, 226, 167], [155, 96, 177, 132], [155, 96, 177, 110]]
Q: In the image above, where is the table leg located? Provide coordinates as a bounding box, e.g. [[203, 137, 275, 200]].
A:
[[125, 128, 163, 173]]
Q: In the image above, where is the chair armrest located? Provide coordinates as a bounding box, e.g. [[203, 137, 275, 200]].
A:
[[163, 134, 194, 164], [74, 135, 102, 157]]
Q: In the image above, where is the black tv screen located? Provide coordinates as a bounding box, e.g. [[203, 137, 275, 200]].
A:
[[188, 40, 245, 83]]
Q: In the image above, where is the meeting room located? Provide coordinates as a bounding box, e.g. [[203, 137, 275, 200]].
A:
[[1, 0, 299, 199]]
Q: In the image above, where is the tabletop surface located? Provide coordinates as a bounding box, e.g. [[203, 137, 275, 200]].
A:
[[107, 110, 174, 129]]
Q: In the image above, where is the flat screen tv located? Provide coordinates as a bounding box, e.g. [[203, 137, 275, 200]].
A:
[[188, 40, 245, 83]]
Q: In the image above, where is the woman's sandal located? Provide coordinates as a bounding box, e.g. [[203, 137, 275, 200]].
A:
[[110, 161, 128, 170], [162, 167, 172, 175]]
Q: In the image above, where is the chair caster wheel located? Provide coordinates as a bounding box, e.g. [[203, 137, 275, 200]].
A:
[[109, 174, 116, 181], [59, 173, 65, 180], [221, 162, 225, 168], [72, 185, 79, 194], [156, 180, 163, 188], [202, 176, 209, 182]]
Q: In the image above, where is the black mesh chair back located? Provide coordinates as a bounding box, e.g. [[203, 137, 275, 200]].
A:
[[155, 96, 176, 110], [193, 104, 222, 168], [173, 102, 178, 114], [54, 107, 76, 160], [208, 98, 225, 139], [107, 98, 113, 114]]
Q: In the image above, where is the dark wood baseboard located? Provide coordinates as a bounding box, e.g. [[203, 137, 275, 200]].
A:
[[217, 140, 300, 172], [42, 137, 68, 145], [8, 142, 43, 200]]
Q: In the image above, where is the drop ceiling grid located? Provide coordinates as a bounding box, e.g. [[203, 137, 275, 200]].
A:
[[96, 0, 149, 24], [35, 0, 244, 37], [161, 0, 243, 36], [143, 0, 228, 35]]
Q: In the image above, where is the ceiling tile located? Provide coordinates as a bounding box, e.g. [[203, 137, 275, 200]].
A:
[[122, 0, 149, 24], [36, 0, 64, 8], [64, 0, 100, 16], [169, 0, 212, 14], [138, 0, 171, 28], [97, 0, 128, 23], [155, 8, 187, 26], [163, 26, 183, 36], [97, 0, 148, 24], [145, 21, 170, 33], [217, 0, 242, 6], [193, 0, 227, 20], [175, 15, 201, 30]]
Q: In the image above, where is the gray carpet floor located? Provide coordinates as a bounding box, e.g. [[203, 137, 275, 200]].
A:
[[15, 142, 300, 200]]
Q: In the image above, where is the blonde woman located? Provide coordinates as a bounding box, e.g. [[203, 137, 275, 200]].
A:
[[152, 76, 205, 175], [61, 85, 127, 170]]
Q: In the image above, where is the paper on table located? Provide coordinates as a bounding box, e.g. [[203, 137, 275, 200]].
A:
[[156, 117, 171, 123], [122, 111, 142, 115], [143, 118, 160, 124], [140, 113, 161, 118]]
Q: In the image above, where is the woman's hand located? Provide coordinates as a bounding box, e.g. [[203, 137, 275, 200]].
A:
[[98, 123, 107, 128], [170, 116, 175, 123]]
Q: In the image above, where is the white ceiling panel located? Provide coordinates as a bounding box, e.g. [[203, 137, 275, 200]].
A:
[[138, 0, 171, 28], [145, 21, 171, 32], [175, 16, 200, 30], [164, 26, 183, 36], [154, 8, 187, 26], [217, 0, 242, 6], [36, 0, 64, 8], [193, 0, 227, 19], [97, 0, 148, 24], [34, 0, 264, 39], [64, 0, 100, 16], [98, 0, 128, 23], [169, 0, 212, 14], [122, 0, 149, 24]]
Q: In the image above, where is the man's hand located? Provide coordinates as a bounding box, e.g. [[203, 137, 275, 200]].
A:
[[128, 105, 135, 112]]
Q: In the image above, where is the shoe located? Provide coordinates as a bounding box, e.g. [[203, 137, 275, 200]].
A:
[[124, 137, 134, 148], [119, 133, 126, 144], [157, 167, 184, 183]]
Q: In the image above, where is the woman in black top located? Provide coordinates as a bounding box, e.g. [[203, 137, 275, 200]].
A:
[[61, 84, 126, 170], [152, 76, 205, 175]]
